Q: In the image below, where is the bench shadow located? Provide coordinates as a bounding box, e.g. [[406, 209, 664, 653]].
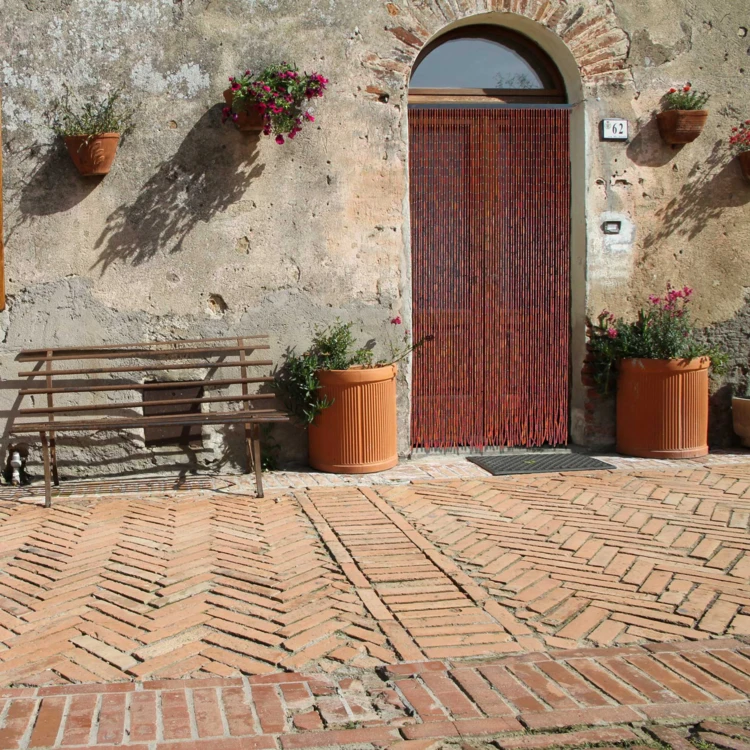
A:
[[92, 104, 265, 272]]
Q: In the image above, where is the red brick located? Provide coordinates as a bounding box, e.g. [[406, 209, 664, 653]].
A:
[[401, 721, 460, 740], [129, 691, 157, 743], [641, 700, 750, 721], [507, 663, 577, 710], [450, 669, 514, 717], [143, 678, 242, 690], [652, 653, 744, 701], [222, 686, 256, 736], [161, 689, 193, 741], [697, 733, 750, 750], [252, 684, 286, 734], [155, 739, 275, 750], [534, 661, 609, 707], [420, 673, 482, 719], [496, 727, 639, 749], [479, 666, 546, 714], [646, 726, 695, 750], [38, 683, 136, 697], [520, 706, 642, 730], [454, 717, 524, 736], [26, 696, 64, 749], [279, 726, 401, 748], [566, 659, 645, 705], [247, 673, 308, 685], [193, 688, 225, 738], [384, 662, 447, 679], [397, 679, 447, 721], [623, 655, 712, 703], [61, 694, 97, 746], [96, 693, 126, 745], [293, 711, 324, 731]]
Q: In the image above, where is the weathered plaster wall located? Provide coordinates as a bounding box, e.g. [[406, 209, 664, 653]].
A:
[[0, 0, 748, 478]]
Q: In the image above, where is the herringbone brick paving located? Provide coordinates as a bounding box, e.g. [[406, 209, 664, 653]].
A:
[[2, 463, 750, 688], [0, 639, 748, 748]]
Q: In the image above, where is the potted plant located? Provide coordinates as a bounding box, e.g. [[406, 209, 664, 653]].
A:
[[732, 381, 750, 447], [729, 120, 750, 180], [588, 285, 726, 458], [51, 89, 135, 176], [275, 319, 429, 473], [222, 62, 328, 144], [656, 84, 710, 145]]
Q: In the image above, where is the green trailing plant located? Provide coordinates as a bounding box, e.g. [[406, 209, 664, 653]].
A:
[[275, 319, 432, 424], [50, 88, 136, 141], [663, 83, 709, 111], [587, 284, 727, 394]]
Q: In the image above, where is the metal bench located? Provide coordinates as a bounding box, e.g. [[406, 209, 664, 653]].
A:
[[10, 334, 289, 506]]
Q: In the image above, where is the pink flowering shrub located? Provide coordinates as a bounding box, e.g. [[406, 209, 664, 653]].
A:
[[587, 284, 726, 393], [223, 62, 327, 144], [729, 121, 750, 153]]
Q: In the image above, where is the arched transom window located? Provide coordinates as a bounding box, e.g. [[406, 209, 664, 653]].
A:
[[409, 26, 566, 104]]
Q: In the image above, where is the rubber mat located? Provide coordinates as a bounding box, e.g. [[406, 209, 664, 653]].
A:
[[467, 453, 616, 475]]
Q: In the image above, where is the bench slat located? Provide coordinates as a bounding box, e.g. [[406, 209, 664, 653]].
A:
[[20, 393, 277, 415], [16, 343, 271, 363], [20, 377, 274, 396], [13, 409, 289, 433], [19, 360, 274, 378], [18, 334, 269, 356]]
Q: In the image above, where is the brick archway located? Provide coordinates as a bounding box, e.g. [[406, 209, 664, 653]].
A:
[[364, 0, 630, 92]]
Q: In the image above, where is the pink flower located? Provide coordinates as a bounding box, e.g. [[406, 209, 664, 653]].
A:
[[263, 85, 271, 92], [231, 82, 241, 91], [648, 295, 660, 305], [607, 327, 618, 339], [391, 316, 402, 325], [304, 112, 315, 122], [683, 84, 691, 92], [275, 135, 285, 145]]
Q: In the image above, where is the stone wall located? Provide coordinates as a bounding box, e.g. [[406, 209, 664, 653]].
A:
[[1, 0, 749, 478]]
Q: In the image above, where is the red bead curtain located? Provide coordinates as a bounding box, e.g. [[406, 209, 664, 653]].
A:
[[410, 107, 571, 449]]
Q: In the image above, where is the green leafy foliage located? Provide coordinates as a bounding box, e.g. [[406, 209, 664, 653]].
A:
[[588, 284, 727, 394], [274, 322, 373, 424], [663, 83, 710, 111], [50, 88, 136, 140]]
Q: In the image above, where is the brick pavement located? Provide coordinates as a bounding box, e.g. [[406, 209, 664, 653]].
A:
[[0, 639, 749, 749]]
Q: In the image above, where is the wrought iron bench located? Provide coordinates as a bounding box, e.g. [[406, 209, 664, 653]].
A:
[[10, 335, 289, 506]]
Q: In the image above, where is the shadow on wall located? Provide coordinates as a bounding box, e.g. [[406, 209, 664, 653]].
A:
[[640, 139, 750, 251], [92, 104, 265, 272]]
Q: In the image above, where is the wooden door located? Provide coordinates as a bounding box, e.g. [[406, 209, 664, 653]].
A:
[[410, 107, 571, 449]]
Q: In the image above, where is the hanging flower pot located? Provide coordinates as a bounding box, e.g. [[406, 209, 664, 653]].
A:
[[52, 89, 135, 177], [222, 89, 263, 132], [64, 133, 121, 176], [656, 84, 709, 145], [223, 63, 328, 144], [739, 151, 750, 181]]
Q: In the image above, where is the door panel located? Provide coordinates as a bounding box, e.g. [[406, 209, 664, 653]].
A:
[[409, 107, 570, 449]]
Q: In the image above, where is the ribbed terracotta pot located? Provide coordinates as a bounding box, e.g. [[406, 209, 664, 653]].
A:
[[732, 397, 750, 447], [656, 110, 709, 145], [64, 133, 120, 176], [223, 89, 264, 132], [616, 357, 710, 459], [738, 152, 750, 181], [308, 365, 398, 474]]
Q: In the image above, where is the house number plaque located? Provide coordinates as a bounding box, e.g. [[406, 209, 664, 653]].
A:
[[601, 119, 629, 141]]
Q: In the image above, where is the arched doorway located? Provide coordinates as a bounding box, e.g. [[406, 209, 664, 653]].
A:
[[409, 25, 571, 449]]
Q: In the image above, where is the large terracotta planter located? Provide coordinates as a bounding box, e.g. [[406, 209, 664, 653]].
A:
[[616, 358, 710, 459], [732, 397, 750, 447], [308, 365, 398, 473], [64, 133, 120, 176], [656, 110, 709, 145], [738, 151, 750, 181], [223, 89, 264, 132]]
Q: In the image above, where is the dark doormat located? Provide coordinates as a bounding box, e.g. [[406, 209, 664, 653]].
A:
[[467, 453, 616, 475]]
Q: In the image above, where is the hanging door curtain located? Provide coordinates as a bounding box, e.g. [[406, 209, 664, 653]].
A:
[[410, 107, 571, 449]]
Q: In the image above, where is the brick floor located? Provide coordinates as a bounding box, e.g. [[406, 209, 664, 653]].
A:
[[0, 640, 748, 748]]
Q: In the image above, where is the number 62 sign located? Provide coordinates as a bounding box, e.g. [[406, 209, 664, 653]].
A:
[[601, 119, 629, 141]]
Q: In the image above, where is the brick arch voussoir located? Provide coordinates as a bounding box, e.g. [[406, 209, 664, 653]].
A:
[[364, 0, 631, 97]]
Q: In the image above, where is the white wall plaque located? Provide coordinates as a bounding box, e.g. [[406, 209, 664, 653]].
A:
[[601, 119, 629, 140]]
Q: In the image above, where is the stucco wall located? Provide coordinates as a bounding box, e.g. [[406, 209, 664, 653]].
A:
[[1, 0, 748, 478]]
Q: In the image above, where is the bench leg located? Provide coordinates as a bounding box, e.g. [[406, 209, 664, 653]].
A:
[[40, 432, 52, 508], [251, 423, 264, 499], [50, 433, 60, 486]]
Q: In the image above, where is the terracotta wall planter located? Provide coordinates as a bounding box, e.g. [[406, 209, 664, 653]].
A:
[[616, 357, 710, 459], [656, 110, 709, 145], [308, 365, 398, 474], [732, 397, 750, 446], [738, 151, 750, 181], [64, 133, 120, 176], [223, 89, 263, 132]]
